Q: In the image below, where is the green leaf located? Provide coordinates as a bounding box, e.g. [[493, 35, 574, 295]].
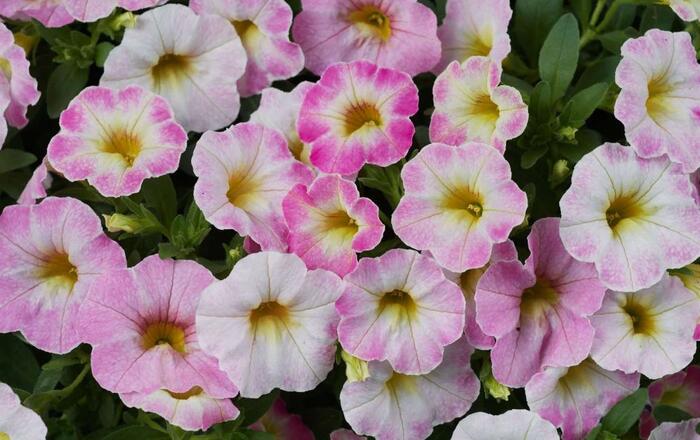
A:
[[0, 149, 37, 174], [47, 62, 89, 118], [0, 334, 40, 392], [560, 82, 609, 128], [521, 144, 549, 169], [573, 56, 621, 94], [95, 41, 114, 68], [100, 426, 168, 440], [640, 5, 677, 32], [570, 0, 591, 28], [538, 13, 580, 102], [513, 0, 564, 64], [502, 73, 533, 102], [601, 388, 648, 435], [653, 405, 693, 424], [597, 28, 639, 54], [235, 390, 279, 426], [563, 128, 602, 163], [141, 176, 177, 228], [530, 81, 553, 122]]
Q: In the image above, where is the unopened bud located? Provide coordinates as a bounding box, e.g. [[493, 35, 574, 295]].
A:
[[341, 350, 370, 383]]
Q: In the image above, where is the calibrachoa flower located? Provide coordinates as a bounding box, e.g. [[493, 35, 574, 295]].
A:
[[250, 398, 314, 439], [291, 0, 440, 76], [0, 0, 73, 27], [525, 359, 640, 440], [340, 337, 479, 440], [649, 419, 700, 440], [590, 274, 700, 379], [615, 30, 700, 172], [101, 4, 246, 132], [434, 0, 512, 73], [189, 0, 304, 97], [47, 85, 187, 197], [560, 143, 700, 291], [336, 249, 465, 375], [0, 382, 47, 439], [63, 0, 162, 23], [298, 60, 418, 175], [640, 366, 700, 438], [0, 22, 40, 129], [666, 1, 700, 22], [196, 252, 344, 398], [475, 218, 606, 387], [192, 122, 313, 251], [79, 255, 238, 397], [282, 174, 384, 277], [0, 197, 126, 353], [331, 429, 366, 440], [451, 410, 559, 440], [430, 57, 527, 151], [392, 142, 527, 273], [17, 159, 52, 205]]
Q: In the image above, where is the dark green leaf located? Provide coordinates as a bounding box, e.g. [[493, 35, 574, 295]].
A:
[[521, 144, 549, 169], [0, 149, 37, 174], [538, 13, 580, 101], [570, 0, 591, 28], [100, 426, 168, 440], [563, 128, 602, 163], [530, 81, 553, 122], [235, 390, 279, 426], [32, 368, 63, 393], [47, 62, 89, 118], [513, 0, 564, 64], [601, 388, 648, 435], [611, 4, 637, 30], [574, 56, 621, 93], [653, 405, 693, 424], [560, 82, 609, 128], [141, 176, 177, 227], [640, 5, 677, 32], [597, 28, 638, 54], [0, 333, 40, 392], [95, 41, 114, 68]]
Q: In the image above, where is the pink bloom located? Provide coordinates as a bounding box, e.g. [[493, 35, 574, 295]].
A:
[[676, 264, 700, 340], [392, 142, 527, 273], [292, 0, 440, 76], [475, 218, 606, 387], [615, 30, 700, 172], [667, 1, 700, 21], [79, 255, 237, 398], [452, 410, 559, 440], [640, 366, 700, 438], [0, 197, 126, 353], [17, 158, 52, 205], [0, 0, 73, 27], [47, 85, 186, 197], [340, 337, 479, 440], [250, 398, 314, 440], [0, 22, 40, 129], [649, 419, 700, 440], [331, 429, 366, 440], [0, 382, 47, 439], [298, 60, 418, 175], [63, 0, 162, 22], [192, 122, 313, 251]]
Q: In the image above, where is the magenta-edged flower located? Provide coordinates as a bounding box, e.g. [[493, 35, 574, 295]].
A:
[[667, 1, 700, 21], [392, 142, 527, 273], [640, 366, 700, 438], [249, 399, 314, 440], [79, 255, 237, 398], [475, 218, 606, 387], [0, 382, 47, 439], [298, 60, 418, 175], [615, 30, 700, 172], [0, 197, 126, 353], [47, 85, 187, 197], [63, 0, 162, 22], [292, 0, 440, 76], [17, 158, 52, 205], [0, 0, 73, 27], [196, 252, 344, 398], [282, 174, 384, 277], [452, 410, 559, 440], [101, 4, 246, 132], [0, 22, 40, 129], [192, 122, 313, 251], [649, 419, 700, 440], [340, 337, 479, 440]]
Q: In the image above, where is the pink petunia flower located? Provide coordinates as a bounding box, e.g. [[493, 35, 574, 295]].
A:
[[250, 398, 314, 440], [392, 142, 527, 273], [452, 410, 559, 440], [298, 60, 418, 175], [291, 0, 440, 76], [79, 255, 238, 398], [0, 0, 73, 27], [196, 252, 344, 398], [192, 122, 313, 251], [0, 382, 47, 439], [560, 142, 700, 291], [340, 337, 479, 440], [282, 174, 384, 277], [101, 4, 246, 132], [640, 366, 700, 438], [0, 22, 40, 129], [615, 30, 700, 172], [0, 197, 126, 353], [649, 419, 700, 440], [189, 0, 304, 97], [666, 1, 700, 22], [63, 0, 163, 23], [17, 158, 53, 205], [475, 217, 606, 387]]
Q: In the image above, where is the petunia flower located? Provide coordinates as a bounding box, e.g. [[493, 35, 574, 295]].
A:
[[640, 366, 700, 438], [0, 0, 73, 27], [451, 410, 559, 440], [340, 337, 479, 440], [430, 57, 528, 151], [649, 419, 700, 440], [282, 174, 384, 277], [434, 0, 512, 74], [79, 255, 238, 398], [331, 429, 366, 440], [0, 22, 40, 129], [525, 358, 640, 440], [63, 0, 163, 23], [392, 142, 527, 273], [665, 1, 700, 22], [0, 382, 47, 439], [291, 0, 440, 76], [100, 4, 247, 132], [336, 249, 465, 375], [590, 273, 700, 379], [298, 60, 418, 175], [615, 30, 700, 172], [17, 158, 52, 205], [560, 142, 700, 291], [0, 197, 126, 353], [189, 0, 304, 97], [475, 217, 606, 387], [192, 122, 313, 251], [249, 398, 314, 439], [196, 252, 344, 398]]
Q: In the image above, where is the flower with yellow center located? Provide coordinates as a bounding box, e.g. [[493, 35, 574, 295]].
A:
[[0, 383, 47, 439]]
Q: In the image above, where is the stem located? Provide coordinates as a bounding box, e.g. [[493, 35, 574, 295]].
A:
[[54, 362, 91, 399], [589, 0, 607, 27], [580, 0, 633, 49]]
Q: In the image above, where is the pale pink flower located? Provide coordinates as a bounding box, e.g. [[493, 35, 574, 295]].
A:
[[640, 366, 700, 438], [649, 419, 700, 440], [0, 0, 73, 27], [63, 0, 163, 22], [666, 1, 700, 22], [0, 382, 47, 439], [0, 22, 40, 129], [451, 410, 559, 440], [17, 158, 53, 205]]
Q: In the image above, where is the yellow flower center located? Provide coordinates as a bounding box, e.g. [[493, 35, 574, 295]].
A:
[[463, 92, 500, 129], [38, 252, 78, 291], [227, 171, 261, 211], [646, 74, 674, 124], [343, 102, 383, 136], [101, 127, 142, 167], [142, 322, 187, 353], [0, 432, 10, 440], [459, 268, 485, 298], [386, 372, 418, 393], [151, 53, 193, 91], [459, 30, 493, 60], [622, 300, 656, 335], [232, 20, 262, 47], [0, 58, 11, 79], [520, 280, 559, 317], [442, 186, 485, 222], [166, 386, 203, 400], [250, 301, 290, 337], [348, 6, 392, 42], [321, 210, 359, 243], [605, 194, 645, 231], [379, 289, 417, 321]]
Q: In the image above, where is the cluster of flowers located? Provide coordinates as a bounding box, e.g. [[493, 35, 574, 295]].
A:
[[1, 0, 700, 439]]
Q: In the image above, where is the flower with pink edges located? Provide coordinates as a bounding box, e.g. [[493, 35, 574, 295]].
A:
[[298, 60, 418, 175], [101, 4, 246, 132], [282, 174, 384, 277], [525, 358, 640, 440], [560, 143, 700, 291], [79, 255, 238, 398], [0, 22, 40, 130], [189, 0, 304, 97], [336, 249, 465, 375], [0, 78, 8, 150], [63, 0, 162, 23], [640, 366, 700, 438], [649, 419, 700, 440], [475, 217, 606, 387], [250, 398, 314, 439], [0, 382, 47, 439], [666, 1, 700, 22], [590, 273, 700, 379], [0, 0, 73, 27], [292, 0, 440, 76], [340, 336, 479, 440], [615, 30, 700, 172], [451, 410, 559, 440], [192, 122, 313, 251], [430, 57, 527, 151], [196, 252, 344, 398], [392, 142, 527, 273], [17, 158, 52, 205], [0, 197, 126, 353], [676, 264, 700, 340], [434, 0, 512, 74]]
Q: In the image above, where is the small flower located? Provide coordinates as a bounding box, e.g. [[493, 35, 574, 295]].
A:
[[640, 366, 700, 438], [452, 410, 559, 440], [250, 399, 314, 440], [341, 350, 370, 383], [17, 158, 52, 205], [665, 0, 700, 22], [0, 0, 73, 28], [649, 418, 700, 440], [63, 0, 162, 23], [0, 382, 47, 439], [0, 22, 40, 129]]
